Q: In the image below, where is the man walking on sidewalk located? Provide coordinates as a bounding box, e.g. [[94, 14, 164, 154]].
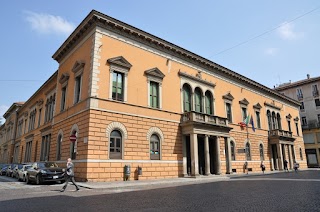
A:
[[60, 158, 80, 192]]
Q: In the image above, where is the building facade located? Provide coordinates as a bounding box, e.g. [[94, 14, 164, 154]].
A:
[[0, 10, 307, 182], [275, 75, 320, 167]]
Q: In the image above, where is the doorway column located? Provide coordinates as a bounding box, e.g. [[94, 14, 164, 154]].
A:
[[182, 135, 188, 176], [225, 137, 232, 174], [204, 135, 210, 175], [277, 143, 284, 170], [215, 137, 221, 175], [190, 133, 199, 177], [288, 144, 293, 169]]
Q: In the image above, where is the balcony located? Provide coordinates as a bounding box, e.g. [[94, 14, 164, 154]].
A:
[[269, 129, 295, 142], [313, 90, 319, 97], [181, 111, 232, 136], [297, 94, 303, 100]]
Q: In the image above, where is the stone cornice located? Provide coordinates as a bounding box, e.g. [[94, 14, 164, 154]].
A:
[[52, 10, 300, 107], [264, 102, 281, 110], [178, 71, 215, 87]]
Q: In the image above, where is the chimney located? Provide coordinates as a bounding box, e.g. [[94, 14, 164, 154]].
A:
[[307, 74, 310, 79]]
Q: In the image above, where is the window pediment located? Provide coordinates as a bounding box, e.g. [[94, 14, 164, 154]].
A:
[[107, 56, 132, 69], [253, 103, 262, 110], [239, 98, 249, 106], [144, 67, 165, 79], [222, 92, 234, 101], [294, 116, 299, 122], [59, 73, 70, 84], [72, 60, 85, 73], [286, 114, 292, 119]]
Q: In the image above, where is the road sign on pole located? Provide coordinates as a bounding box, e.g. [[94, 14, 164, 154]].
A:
[[70, 134, 77, 143]]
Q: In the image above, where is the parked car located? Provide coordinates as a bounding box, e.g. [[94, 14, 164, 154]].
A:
[[17, 164, 32, 181], [0, 165, 8, 176], [26, 162, 65, 185], [12, 164, 23, 178], [6, 164, 17, 177]]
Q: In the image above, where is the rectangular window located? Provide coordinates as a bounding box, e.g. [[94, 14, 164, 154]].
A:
[[38, 109, 42, 127], [74, 76, 81, 103], [302, 117, 307, 126], [300, 102, 305, 111], [241, 107, 247, 120], [150, 81, 159, 108], [226, 103, 232, 122], [255, 111, 261, 128], [287, 120, 291, 132], [112, 72, 124, 101], [295, 122, 299, 136], [297, 88, 303, 99], [318, 114, 320, 123], [25, 141, 32, 162], [40, 134, 51, 161], [315, 98, 320, 108], [61, 86, 66, 111], [312, 84, 319, 96], [24, 120, 27, 134]]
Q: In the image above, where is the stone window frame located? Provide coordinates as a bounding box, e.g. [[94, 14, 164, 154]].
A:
[[70, 124, 79, 160], [144, 67, 165, 109], [258, 142, 264, 161], [299, 147, 303, 161], [245, 140, 251, 161], [253, 103, 262, 129], [59, 73, 69, 112], [223, 92, 234, 123], [286, 114, 292, 132], [230, 139, 236, 161], [106, 122, 128, 160], [56, 129, 63, 161], [147, 127, 164, 160], [107, 56, 132, 102], [72, 61, 85, 105], [239, 98, 249, 121], [294, 117, 300, 136]]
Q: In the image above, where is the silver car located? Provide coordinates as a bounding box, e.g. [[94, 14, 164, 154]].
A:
[[17, 164, 32, 182]]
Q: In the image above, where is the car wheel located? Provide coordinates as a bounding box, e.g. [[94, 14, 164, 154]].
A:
[[36, 175, 41, 185]]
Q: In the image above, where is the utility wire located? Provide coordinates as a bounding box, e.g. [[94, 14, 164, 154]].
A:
[[211, 5, 320, 57]]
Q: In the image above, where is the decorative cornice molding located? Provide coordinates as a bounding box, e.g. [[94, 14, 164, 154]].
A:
[[59, 73, 70, 84], [107, 56, 132, 69], [37, 99, 44, 106], [294, 116, 299, 122], [72, 60, 85, 73], [286, 114, 292, 119], [222, 92, 234, 101], [253, 103, 262, 110], [178, 70, 215, 87], [264, 102, 281, 110], [144, 67, 165, 79], [239, 98, 249, 106]]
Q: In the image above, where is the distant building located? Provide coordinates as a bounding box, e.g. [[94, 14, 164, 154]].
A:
[[0, 10, 307, 181], [275, 74, 320, 167]]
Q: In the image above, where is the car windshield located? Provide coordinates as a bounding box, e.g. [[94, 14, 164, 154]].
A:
[[38, 162, 59, 169]]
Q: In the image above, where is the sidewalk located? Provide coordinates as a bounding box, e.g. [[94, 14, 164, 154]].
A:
[[76, 169, 310, 190]]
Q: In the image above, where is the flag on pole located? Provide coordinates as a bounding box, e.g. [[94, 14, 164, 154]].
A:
[[244, 114, 250, 126], [250, 116, 255, 132]]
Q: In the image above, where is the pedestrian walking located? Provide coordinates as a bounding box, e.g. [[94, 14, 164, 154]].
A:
[[294, 161, 299, 173], [283, 159, 289, 172], [260, 162, 266, 174], [60, 158, 80, 192]]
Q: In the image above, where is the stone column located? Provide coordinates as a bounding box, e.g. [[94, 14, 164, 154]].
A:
[[182, 135, 188, 177], [215, 136, 221, 175], [204, 135, 210, 175], [225, 137, 232, 174], [277, 143, 284, 170], [288, 145, 293, 169], [190, 133, 199, 177]]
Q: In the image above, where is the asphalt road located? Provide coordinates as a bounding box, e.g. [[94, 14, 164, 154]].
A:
[[1, 170, 320, 212]]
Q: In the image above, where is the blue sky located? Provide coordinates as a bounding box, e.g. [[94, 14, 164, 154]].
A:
[[1, 1, 320, 121]]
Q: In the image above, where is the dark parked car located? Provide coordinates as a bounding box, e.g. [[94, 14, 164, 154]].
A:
[[26, 162, 65, 185], [6, 164, 18, 177], [0, 165, 9, 176]]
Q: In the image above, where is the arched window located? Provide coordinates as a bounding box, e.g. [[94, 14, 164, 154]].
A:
[[272, 112, 277, 129], [267, 110, 272, 130], [245, 142, 251, 161], [183, 84, 191, 112], [277, 113, 282, 130], [194, 87, 203, 113], [70, 131, 77, 160], [57, 134, 62, 160], [299, 148, 303, 160], [110, 130, 122, 159], [230, 141, 235, 161], [205, 91, 213, 115], [150, 134, 160, 160], [259, 144, 264, 161]]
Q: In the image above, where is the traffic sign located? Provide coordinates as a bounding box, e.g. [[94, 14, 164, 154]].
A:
[[70, 134, 77, 142]]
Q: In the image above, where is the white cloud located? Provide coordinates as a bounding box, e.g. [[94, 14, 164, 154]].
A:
[[277, 22, 301, 40], [24, 11, 75, 35], [0, 105, 9, 123], [265, 47, 278, 56]]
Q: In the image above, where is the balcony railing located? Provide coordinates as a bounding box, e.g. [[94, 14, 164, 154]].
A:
[[297, 94, 303, 100], [302, 122, 320, 130], [182, 111, 228, 127], [313, 90, 319, 97], [269, 129, 294, 141]]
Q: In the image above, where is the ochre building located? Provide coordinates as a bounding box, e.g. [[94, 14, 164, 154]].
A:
[[0, 10, 307, 182]]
